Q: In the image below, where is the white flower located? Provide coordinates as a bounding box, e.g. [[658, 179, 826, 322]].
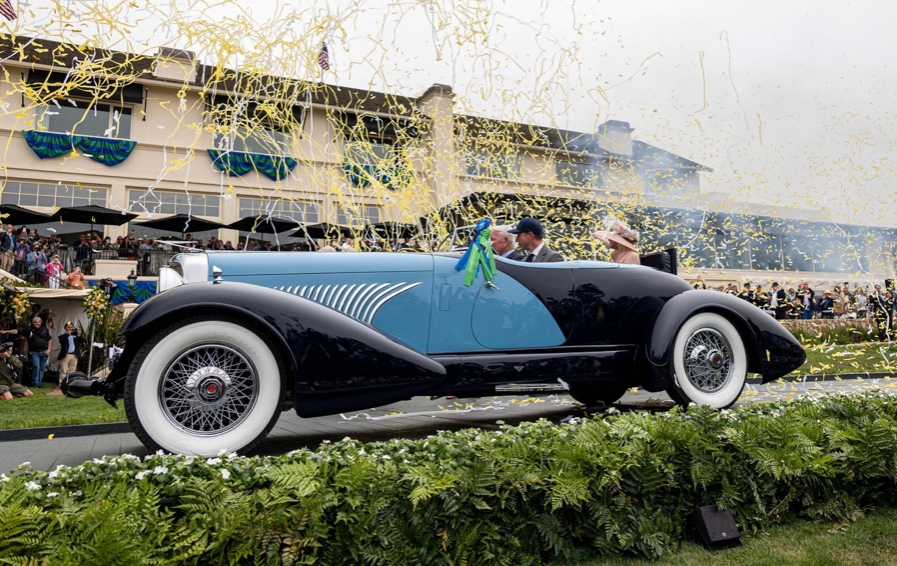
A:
[[135, 471, 149, 480], [220, 469, 231, 480], [73, 490, 82, 496], [0, 474, 8, 482], [206, 458, 222, 466], [47, 492, 58, 498], [25, 481, 41, 491], [48, 471, 58, 479], [218, 448, 229, 456], [153, 466, 168, 475]]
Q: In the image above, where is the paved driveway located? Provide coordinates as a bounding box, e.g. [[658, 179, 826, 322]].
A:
[[3, 377, 895, 475]]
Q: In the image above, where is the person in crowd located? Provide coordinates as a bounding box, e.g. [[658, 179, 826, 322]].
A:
[[796, 282, 815, 319], [318, 245, 337, 252], [817, 291, 835, 319], [39, 309, 56, 332], [68, 265, 84, 289], [0, 341, 32, 399], [592, 219, 640, 264], [785, 287, 801, 319], [869, 284, 890, 340], [770, 282, 788, 320], [101, 277, 119, 300], [46, 255, 64, 289], [1, 316, 52, 388], [490, 225, 524, 260], [510, 217, 563, 263], [840, 286, 854, 318], [738, 282, 756, 304], [754, 284, 769, 309], [0, 224, 14, 271], [223, 240, 235, 250], [855, 287, 868, 319], [56, 322, 84, 382], [33, 244, 48, 284]]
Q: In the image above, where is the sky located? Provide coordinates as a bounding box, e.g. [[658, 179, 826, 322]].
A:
[[5, 0, 897, 226]]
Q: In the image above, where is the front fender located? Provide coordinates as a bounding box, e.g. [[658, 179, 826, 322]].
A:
[[113, 282, 447, 403], [646, 291, 805, 384]]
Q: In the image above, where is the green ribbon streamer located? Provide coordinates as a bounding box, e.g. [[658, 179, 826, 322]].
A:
[[462, 225, 497, 287]]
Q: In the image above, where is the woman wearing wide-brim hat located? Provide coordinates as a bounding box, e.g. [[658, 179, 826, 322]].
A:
[[592, 220, 640, 265]]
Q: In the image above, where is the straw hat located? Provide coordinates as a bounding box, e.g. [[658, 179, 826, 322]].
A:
[[591, 220, 639, 251]]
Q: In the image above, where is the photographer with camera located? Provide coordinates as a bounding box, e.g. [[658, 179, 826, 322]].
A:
[[0, 341, 32, 399], [57, 322, 84, 382]]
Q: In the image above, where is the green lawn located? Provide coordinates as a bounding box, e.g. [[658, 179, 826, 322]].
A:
[[800, 342, 897, 375], [0, 390, 125, 430], [555, 507, 897, 566]]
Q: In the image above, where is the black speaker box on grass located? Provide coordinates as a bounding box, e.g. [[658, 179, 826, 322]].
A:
[[688, 505, 743, 551]]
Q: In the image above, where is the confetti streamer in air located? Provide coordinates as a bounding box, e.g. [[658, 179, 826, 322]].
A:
[[0, 1, 893, 350]]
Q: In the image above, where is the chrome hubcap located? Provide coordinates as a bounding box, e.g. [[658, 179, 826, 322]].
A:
[[682, 328, 733, 393], [160, 345, 258, 435]]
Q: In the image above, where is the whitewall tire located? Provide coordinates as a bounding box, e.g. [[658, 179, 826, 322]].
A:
[[124, 317, 283, 456], [667, 312, 747, 409]]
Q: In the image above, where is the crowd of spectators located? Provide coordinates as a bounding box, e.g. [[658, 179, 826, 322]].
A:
[[694, 278, 897, 339], [0, 221, 433, 289]]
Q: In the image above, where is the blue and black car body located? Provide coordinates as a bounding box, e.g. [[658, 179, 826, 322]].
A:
[[64, 250, 805, 456]]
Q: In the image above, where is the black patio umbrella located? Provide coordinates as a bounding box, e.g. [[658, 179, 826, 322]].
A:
[[134, 213, 226, 237], [227, 215, 299, 237], [291, 223, 354, 240], [52, 204, 138, 233], [0, 204, 54, 225]]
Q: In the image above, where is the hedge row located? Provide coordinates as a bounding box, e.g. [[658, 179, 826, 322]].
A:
[[2, 392, 897, 564]]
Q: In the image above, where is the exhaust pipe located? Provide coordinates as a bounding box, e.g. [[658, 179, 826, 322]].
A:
[[61, 371, 118, 408]]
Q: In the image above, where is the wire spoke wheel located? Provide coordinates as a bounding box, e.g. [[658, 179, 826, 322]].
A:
[[125, 317, 283, 456], [681, 327, 733, 393], [160, 344, 259, 435], [668, 312, 747, 409]]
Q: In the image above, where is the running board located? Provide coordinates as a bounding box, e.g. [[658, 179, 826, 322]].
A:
[[494, 383, 570, 394]]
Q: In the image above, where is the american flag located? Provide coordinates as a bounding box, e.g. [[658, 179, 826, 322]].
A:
[[0, 0, 16, 21], [318, 42, 330, 71]]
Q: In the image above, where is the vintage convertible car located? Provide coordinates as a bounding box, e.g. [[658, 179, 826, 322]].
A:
[[65, 250, 805, 456]]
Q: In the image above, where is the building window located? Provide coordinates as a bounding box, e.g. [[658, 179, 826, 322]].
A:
[[336, 203, 381, 226], [36, 100, 132, 138], [556, 160, 603, 188], [129, 189, 221, 217], [211, 101, 295, 155], [344, 139, 397, 168], [238, 197, 319, 224], [464, 148, 520, 179], [0, 180, 107, 207]]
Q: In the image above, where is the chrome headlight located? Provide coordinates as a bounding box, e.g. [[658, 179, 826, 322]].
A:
[[158, 253, 209, 292]]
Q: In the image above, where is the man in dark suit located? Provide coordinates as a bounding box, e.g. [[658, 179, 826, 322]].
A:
[[489, 225, 524, 261], [509, 217, 563, 263], [770, 282, 788, 320], [57, 322, 85, 382]]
